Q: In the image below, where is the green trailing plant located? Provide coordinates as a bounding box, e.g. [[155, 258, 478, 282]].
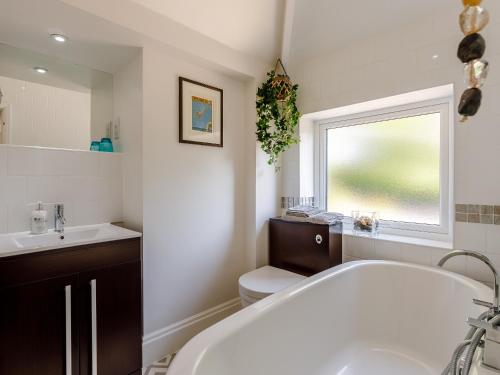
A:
[[256, 68, 300, 170]]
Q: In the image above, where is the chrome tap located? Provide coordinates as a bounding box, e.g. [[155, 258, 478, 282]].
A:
[[439, 250, 500, 372], [438, 250, 499, 314], [54, 203, 66, 234]]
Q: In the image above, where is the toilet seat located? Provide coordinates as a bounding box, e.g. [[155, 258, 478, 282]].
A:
[[238, 266, 307, 302]]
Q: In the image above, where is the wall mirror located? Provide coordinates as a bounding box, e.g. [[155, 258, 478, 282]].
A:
[[0, 42, 118, 151]]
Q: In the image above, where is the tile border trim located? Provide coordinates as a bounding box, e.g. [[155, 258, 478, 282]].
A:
[[456, 204, 500, 225]]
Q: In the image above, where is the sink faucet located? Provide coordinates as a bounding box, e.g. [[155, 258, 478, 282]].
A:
[[438, 250, 500, 372], [54, 203, 66, 234]]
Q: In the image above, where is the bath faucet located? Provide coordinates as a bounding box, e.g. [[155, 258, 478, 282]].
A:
[[439, 250, 500, 373], [438, 250, 499, 314], [54, 203, 66, 235]]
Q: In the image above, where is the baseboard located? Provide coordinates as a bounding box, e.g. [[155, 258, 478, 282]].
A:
[[142, 297, 241, 366]]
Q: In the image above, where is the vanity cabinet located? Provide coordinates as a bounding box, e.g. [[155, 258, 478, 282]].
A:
[[0, 237, 142, 375]]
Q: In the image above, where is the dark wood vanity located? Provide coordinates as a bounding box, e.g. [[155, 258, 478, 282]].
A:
[[0, 237, 142, 375], [270, 218, 343, 276]]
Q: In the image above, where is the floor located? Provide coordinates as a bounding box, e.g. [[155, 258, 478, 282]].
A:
[[142, 353, 176, 375]]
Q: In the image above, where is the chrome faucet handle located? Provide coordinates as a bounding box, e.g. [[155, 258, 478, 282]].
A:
[[474, 299, 494, 309], [467, 317, 500, 342]]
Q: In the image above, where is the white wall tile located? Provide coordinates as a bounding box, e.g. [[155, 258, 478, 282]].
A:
[[431, 247, 466, 276], [7, 146, 42, 176], [343, 235, 375, 259], [400, 244, 432, 266], [0, 145, 123, 232], [0, 176, 26, 204], [455, 222, 487, 253], [99, 153, 122, 179], [40, 149, 78, 176], [0, 203, 7, 234], [0, 147, 6, 176], [26, 176, 60, 204], [486, 225, 500, 255], [466, 254, 500, 284], [374, 240, 402, 261]]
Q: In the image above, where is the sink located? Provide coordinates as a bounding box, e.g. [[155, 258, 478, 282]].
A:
[[14, 228, 100, 249]]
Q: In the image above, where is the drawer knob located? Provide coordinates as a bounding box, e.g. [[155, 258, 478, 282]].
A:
[[315, 234, 323, 245]]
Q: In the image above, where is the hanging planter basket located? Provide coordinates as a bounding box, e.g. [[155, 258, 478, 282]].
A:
[[256, 59, 300, 170]]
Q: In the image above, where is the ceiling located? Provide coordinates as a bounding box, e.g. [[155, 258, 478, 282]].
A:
[[130, 0, 285, 64], [0, 0, 142, 74], [0, 0, 464, 78], [289, 0, 458, 63], [0, 43, 113, 92]]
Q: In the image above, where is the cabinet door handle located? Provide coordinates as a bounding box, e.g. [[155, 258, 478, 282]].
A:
[[90, 279, 98, 375], [315, 234, 323, 245], [65, 285, 72, 375]]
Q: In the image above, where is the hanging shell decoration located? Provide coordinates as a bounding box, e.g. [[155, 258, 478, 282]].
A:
[[457, 0, 490, 122]]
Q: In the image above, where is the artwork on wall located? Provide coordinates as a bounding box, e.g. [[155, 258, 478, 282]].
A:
[[179, 77, 223, 147]]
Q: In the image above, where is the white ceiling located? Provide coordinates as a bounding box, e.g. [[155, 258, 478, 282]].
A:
[[130, 0, 285, 64], [289, 0, 458, 63], [0, 43, 112, 92], [0, 0, 142, 74]]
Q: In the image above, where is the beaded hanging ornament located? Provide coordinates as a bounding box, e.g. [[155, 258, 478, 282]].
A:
[[457, 0, 490, 122]]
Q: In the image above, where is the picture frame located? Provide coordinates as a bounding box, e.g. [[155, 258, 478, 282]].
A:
[[179, 77, 223, 147]]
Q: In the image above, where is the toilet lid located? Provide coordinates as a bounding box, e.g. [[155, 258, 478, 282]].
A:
[[238, 266, 307, 300]]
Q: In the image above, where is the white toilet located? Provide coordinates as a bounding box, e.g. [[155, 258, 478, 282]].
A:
[[238, 265, 307, 307]]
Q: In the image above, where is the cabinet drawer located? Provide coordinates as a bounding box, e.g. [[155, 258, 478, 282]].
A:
[[0, 238, 141, 289]]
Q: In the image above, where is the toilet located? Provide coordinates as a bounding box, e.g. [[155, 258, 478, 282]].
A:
[[238, 265, 307, 307]]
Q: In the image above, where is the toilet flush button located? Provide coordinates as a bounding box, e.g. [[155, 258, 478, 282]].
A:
[[315, 234, 323, 245]]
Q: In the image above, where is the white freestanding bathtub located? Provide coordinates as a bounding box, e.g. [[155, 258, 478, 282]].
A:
[[169, 261, 494, 375]]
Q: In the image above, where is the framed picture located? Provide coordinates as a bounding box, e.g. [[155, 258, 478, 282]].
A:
[[179, 77, 223, 147]]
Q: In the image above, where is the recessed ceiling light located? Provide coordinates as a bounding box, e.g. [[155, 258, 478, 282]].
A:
[[432, 54, 439, 60], [50, 34, 67, 43], [34, 67, 48, 74]]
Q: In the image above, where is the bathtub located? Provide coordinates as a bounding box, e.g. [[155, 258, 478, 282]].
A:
[[169, 261, 494, 375]]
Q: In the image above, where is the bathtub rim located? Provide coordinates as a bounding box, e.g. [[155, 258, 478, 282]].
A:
[[168, 260, 493, 374]]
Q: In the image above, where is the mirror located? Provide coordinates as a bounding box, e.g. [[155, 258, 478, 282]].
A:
[[0, 43, 114, 151]]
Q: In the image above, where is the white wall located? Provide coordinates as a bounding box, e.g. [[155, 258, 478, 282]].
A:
[[0, 75, 90, 150], [0, 145, 122, 233], [286, 5, 500, 284], [141, 44, 260, 361], [113, 53, 143, 231]]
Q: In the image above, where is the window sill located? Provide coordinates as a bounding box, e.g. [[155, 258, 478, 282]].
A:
[[342, 229, 453, 250]]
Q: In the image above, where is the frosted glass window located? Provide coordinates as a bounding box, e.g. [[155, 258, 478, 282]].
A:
[[326, 113, 441, 225]]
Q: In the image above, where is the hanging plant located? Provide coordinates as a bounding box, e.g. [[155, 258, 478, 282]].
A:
[[256, 59, 300, 170]]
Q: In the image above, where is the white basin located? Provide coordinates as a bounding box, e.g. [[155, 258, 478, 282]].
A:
[[14, 228, 100, 249], [0, 223, 141, 258]]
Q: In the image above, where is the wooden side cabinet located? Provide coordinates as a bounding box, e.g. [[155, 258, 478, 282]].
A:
[[0, 237, 142, 375]]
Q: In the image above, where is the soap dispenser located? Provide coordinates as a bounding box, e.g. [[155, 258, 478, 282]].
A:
[[31, 201, 48, 235]]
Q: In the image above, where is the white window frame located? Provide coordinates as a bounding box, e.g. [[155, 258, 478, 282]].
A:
[[315, 96, 454, 242]]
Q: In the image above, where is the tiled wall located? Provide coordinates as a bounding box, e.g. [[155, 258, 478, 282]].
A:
[[344, 221, 500, 286], [0, 145, 123, 233], [286, 4, 500, 284], [456, 204, 500, 225], [0, 75, 91, 150]]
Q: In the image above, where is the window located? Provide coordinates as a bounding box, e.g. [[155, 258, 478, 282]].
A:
[[317, 97, 453, 239]]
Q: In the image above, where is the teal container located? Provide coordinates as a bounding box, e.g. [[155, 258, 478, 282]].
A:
[[99, 138, 114, 152], [90, 141, 100, 151]]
